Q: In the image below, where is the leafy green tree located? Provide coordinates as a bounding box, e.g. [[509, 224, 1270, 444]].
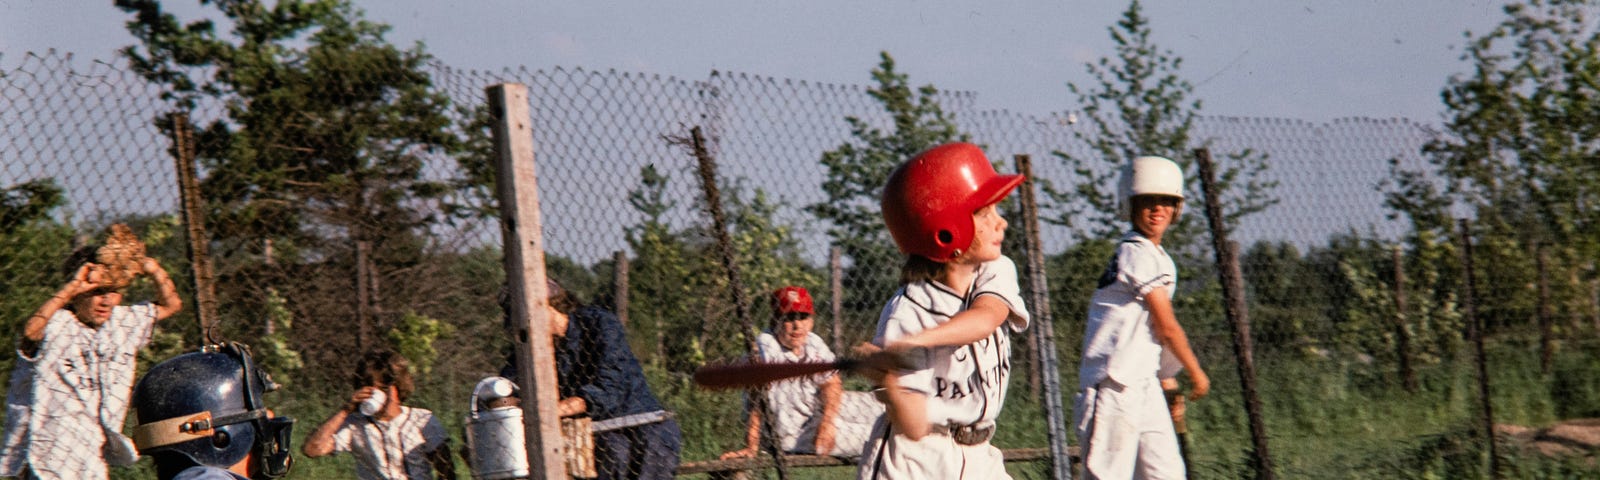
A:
[[116, 0, 468, 387], [710, 181, 825, 354], [0, 179, 64, 234], [623, 164, 697, 369], [1047, 0, 1276, 256], [0, 179, 71, 380], [1388, 0, 1600, 338], [808, 51, 967, 321]]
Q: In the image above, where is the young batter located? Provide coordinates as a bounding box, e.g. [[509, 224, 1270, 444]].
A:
[[857, 142, 1031, 480], [1075, 155, 1211, 480]]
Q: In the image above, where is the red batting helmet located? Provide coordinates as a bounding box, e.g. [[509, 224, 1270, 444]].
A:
[[880, 142, 1024, 262]]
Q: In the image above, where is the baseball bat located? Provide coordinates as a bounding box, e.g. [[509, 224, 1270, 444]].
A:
[[692, 359, 861, 390]]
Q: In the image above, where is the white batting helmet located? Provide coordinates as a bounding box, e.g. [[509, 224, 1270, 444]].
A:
[[1117, 155, 1185, 220]]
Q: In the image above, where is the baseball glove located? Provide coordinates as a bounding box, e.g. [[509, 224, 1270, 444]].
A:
[[96, 223, 147, 289]]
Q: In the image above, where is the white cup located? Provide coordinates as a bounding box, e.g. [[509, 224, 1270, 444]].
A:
[[359, 388, 387, 417]]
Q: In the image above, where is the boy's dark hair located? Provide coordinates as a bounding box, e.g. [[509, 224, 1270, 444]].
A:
[[353, 350, 415, 403], [62, 244, 100, 281], [497, 278, 584, 329], [899, 255, 944, 286]]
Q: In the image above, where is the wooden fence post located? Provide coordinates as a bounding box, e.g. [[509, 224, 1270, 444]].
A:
[[1457, 219, 1499, 479], [1194, 148, 1274, 479], [1014, 154, 1073, 480], [614, 250, 630, 327], [168, 112, 220, 342], [830, 246, 843, 352], [1392, 245, 1416, 392], [681, 125, 786, 479], [487, 83, 566, 479]]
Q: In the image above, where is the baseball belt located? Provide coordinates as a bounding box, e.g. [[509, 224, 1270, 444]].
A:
[[931, 422, 995, 446]]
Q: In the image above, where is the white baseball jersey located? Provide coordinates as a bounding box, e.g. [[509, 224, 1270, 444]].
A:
[[329, 406, 449, 480], [858, 256, 1029, 479], [1079, 232, 1178, 390], [752, 331, 879, 456], [1074, 231, 1188, 479], [1, 304, 157, 480]]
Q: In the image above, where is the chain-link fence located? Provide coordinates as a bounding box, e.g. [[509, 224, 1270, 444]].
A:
[[3, 50, 1599, 479]]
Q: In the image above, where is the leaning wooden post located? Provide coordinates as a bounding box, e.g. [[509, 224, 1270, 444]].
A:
[[355, 240, 373, 352], [1015, 155, 1073, 480], [1194, 148, 1274, 479], [1457, 219, 1499, 478], [682, 126, 787, 479], [168, 112, 220, 343], [487, 83, 565, 479]]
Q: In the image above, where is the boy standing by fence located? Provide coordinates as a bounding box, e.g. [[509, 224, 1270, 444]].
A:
[[1074, 156, 1210, 479], [2, 226, 183, 479]]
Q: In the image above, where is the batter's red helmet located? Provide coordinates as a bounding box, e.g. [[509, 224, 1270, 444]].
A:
[[880, 143, 1024, 262]]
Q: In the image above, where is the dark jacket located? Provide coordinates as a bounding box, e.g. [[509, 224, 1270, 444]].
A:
[[503, 306, 663, 420]]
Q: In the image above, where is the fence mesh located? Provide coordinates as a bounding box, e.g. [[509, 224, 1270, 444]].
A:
[[2, 50, 1597, 479]]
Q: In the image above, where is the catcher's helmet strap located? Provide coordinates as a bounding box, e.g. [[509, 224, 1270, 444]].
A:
[[133, 409, 269, 451]]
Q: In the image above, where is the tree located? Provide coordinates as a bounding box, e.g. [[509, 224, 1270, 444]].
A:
[[623, 164, 700, 369], [808, 51, 967, 322], [623, 164, 821, 372], [116, 0, 466, 381], [1387, 0, 1600, 337], [1047, 0, 1276, 256], [0, 179, 64, 234]]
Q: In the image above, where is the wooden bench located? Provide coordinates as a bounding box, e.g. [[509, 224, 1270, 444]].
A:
[[677, 447, 1074, 479]]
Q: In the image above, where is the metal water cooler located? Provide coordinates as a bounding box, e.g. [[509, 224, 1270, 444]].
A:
[[466, 377, 529, 480]]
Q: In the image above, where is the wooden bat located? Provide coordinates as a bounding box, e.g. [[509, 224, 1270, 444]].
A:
[[692, 359, 862, 390]]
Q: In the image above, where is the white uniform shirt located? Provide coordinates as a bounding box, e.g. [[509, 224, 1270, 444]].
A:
[[872, 256, 1030, 428], [330, 406, 449, 480], [753, 331, 836, 453], [1, 304, 157, 480], [1079, 232, 1179, 390]]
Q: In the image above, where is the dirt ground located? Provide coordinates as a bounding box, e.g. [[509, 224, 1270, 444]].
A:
[[1497, 418, 1600, 464]]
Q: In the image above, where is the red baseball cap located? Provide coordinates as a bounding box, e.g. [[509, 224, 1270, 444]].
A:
[[771, 286, 814, 315]]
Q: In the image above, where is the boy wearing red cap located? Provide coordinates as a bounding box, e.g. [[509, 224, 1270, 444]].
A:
[[721, 286, 879, 460]]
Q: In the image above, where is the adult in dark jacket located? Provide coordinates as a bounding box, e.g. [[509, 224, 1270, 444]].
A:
[[502, 280, 681, 480]]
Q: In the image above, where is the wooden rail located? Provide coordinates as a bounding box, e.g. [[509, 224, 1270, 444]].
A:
[[676, 447, 1072, 478]]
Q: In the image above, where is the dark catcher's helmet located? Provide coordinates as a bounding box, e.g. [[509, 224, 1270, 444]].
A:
[[881, 142, 1025, 262], [131, 343, 295, 479]]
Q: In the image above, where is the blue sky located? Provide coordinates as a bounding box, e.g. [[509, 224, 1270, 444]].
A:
[[2, 0, 1510, 123]]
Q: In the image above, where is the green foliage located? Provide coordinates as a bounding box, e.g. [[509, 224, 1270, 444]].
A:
[[808, 51, 967, 318], [117, 0, 461, 251], [1387, 0, 1600, 340], [251, 287, 304, 384], [387, 310, 452, 375], [114, 0, 476, 392], [1046, 0, 1276, 257], [623, 164, 821, 372], [0, 182, 72, 380], [0, 178, 64, 233]]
